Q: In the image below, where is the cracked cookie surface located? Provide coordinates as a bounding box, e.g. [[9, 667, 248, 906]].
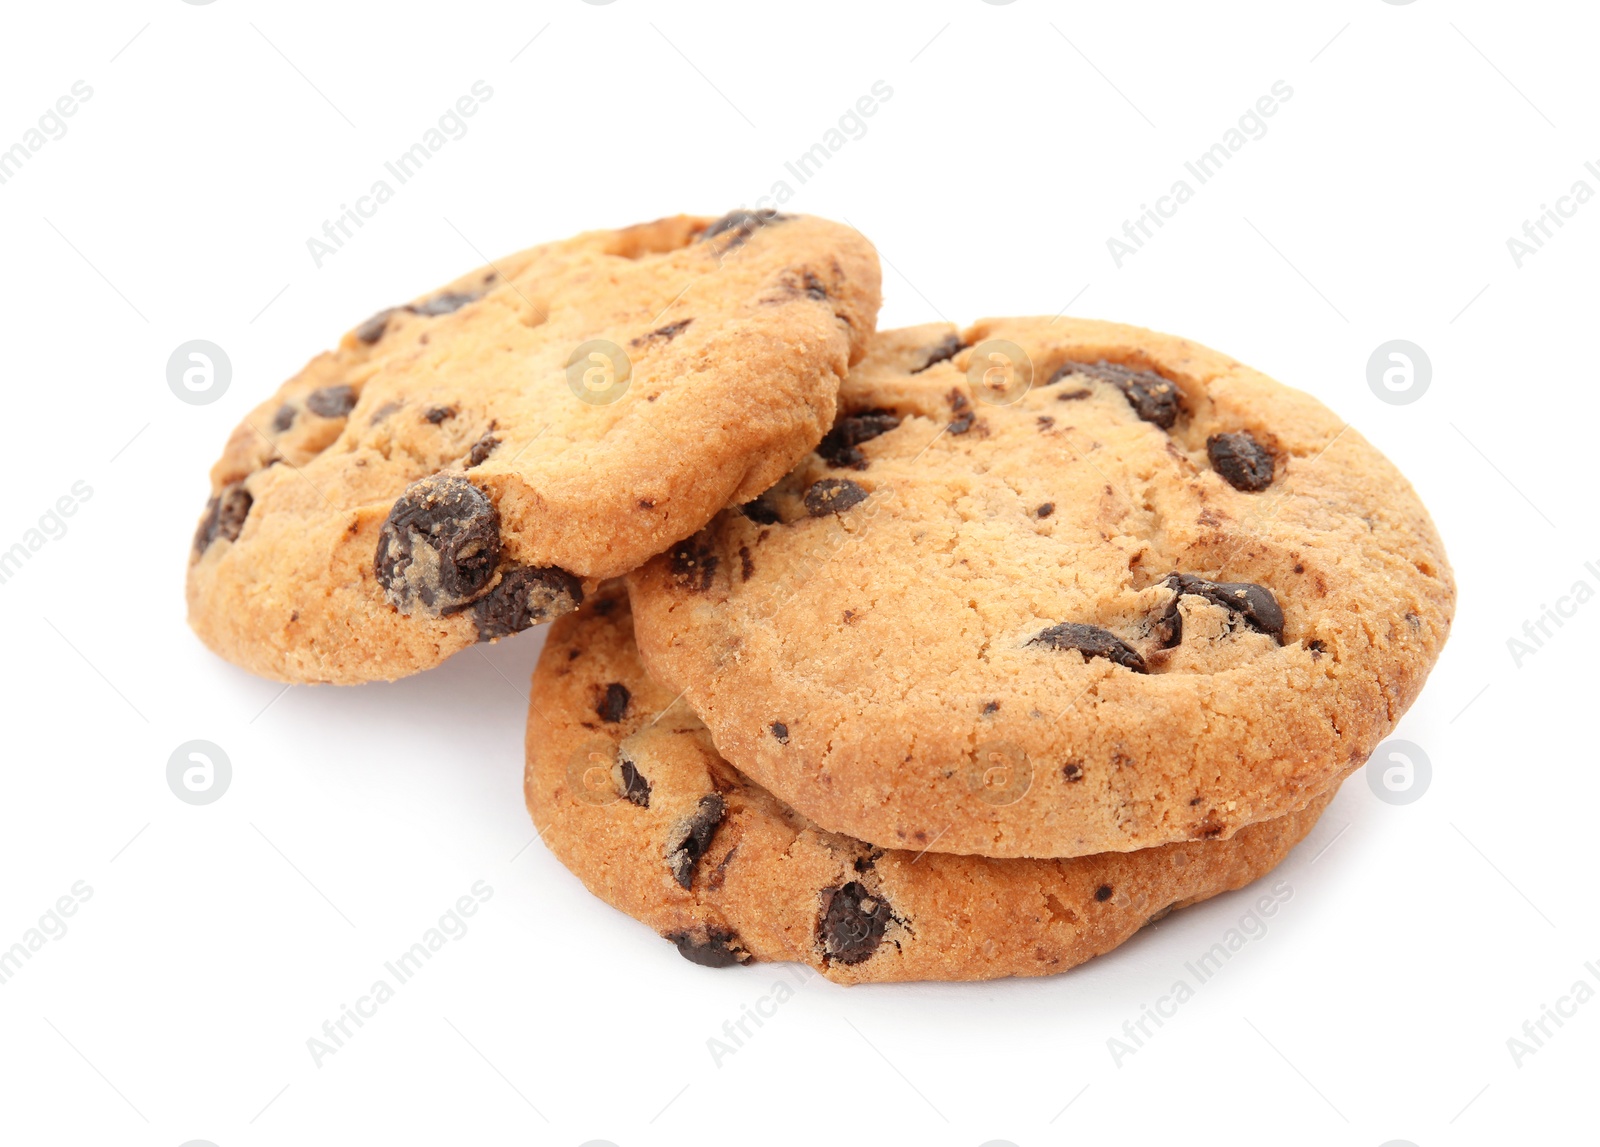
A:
[[627, 320, 1454, 858], [525, 588, 1331, 984], [186, 212, 880, 683]]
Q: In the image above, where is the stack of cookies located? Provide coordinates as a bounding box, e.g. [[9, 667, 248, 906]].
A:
[[188, 211, 1454, 984]]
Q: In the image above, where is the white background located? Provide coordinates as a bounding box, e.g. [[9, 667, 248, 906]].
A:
[[1, 2, 1595, 1145]]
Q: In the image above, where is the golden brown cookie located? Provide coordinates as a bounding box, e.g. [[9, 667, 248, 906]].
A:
[[187, 212, 880, 683], [627, 320, 1453, 858], [525, 588, 1333, 985]]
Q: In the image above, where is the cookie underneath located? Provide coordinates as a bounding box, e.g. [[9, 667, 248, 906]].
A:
[[525, 588, 1334, 985]]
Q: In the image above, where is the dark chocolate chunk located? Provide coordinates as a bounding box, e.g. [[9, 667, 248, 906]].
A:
[[1036, 502, 1055, 518], [912, 333, 963, 374], [355, 308, 398, 344], [471, 564, 583, 640], [1207, 431, 1276, 491], [947, 388, 976, 434], [271, 404, 296, 433], [698, 208, 787, 248], [816, 410, 901, 469], [306, 385, 357, 419], [1049, 360, 1181, 429], [1094, 884, 1114, 902], [1159, 573, 1285, 644], [982, 700, 1000, 714], [738, 545, 754, 581], [1056, 387, 1092, 402], [192, 482, 253, 555], [739, 498, 781, 525], [819, 881, 892, 965], [466, 432, 500, 468], [1029, 622, 1147, 672], [410, 290, 479, 317], [618, 757, 651, 807], [1063, 761, 1084, 782], [668, 928, 749, 968], [597, 682, 631, 724], [668, 533, 719, 592], [423, 404, 457, 424], [630, 318, 693, 347], [770, 721, 789, 744], [665, 794, 726, 889], [804, 478, 868, 517], [375, 474, 501, 614]]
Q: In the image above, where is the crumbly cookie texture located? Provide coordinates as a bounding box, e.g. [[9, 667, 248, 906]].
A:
[[187, 212, 881, 684], [526, 589, 1331, 985], [628, 319, 1454, 859]]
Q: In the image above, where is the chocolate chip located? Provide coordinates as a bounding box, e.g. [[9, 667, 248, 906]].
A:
[[804, 478, 868, 517], [355, 290, 484, 345], [669, 533, 719, 592], [770, 721, 789, 744], [819, 882, 892, 965], [597, 682, 631, 724], [470, 564, 583, 640], [1037, 415, 1055, 432], [947, 388, 976, 434], [667, 928, 749, 968], [375, 474, 501, 615], [665, 794, 726, 889], [798, 270, 828, 300], [739, 498, 780, 525], [1094, 884, 1113, 902], [423, 405, 457, 424], [1036, 502, 1055, 519], [271, 405, 296, 433], [1207, 431, 1276, 491], [1029, 622, 1147, 672], [816, 410, 901, 469], [982, 700, 1000, 714], [739, 545, 754, 581], [410, 290, 480, 317], [1063, 761, 1084, 782], [1050, 360, 1181, 429], [465, 432, 500, 468], [1160, 573, 1285, 644], [192, 482, 252, 555], [1056, 387, 1092, 402], [1308, 639, 1327, 658], [306, 385, 357, 419], [618, 757, 651, 808], [698, 208, 787, 248], [912, 333, 963, 374], [630, 318, 693, 347], [355, 308, 398, 344], [369, 401, 402, 426]]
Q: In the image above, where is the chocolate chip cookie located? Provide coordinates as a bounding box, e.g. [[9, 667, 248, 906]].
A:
[[627, 320, 1454, 858], [526, 588, 1332, 984], [186, 212, 880, 683]]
